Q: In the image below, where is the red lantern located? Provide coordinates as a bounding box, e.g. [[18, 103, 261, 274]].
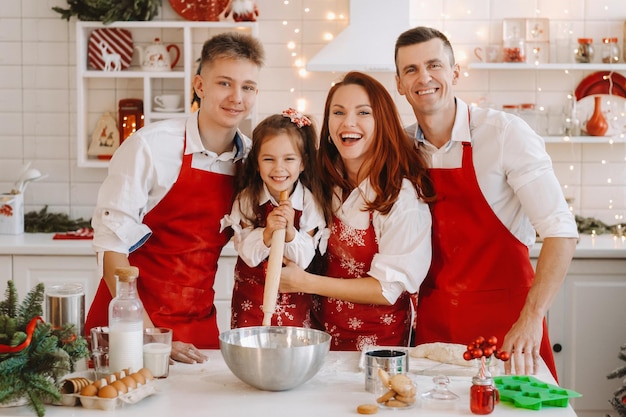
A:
[[118, 99, 144, 143]]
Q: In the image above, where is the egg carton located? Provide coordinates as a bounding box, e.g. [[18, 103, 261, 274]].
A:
[[493, 375, 582, 410], [58, 370, 158, 410]]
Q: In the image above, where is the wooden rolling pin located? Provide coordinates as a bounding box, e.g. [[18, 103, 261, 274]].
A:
[[262, 190, 289, 326]]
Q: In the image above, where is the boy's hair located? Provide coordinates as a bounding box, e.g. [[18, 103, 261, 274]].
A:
[[199, 31, 265, 71], [235, 113, 324, 228]]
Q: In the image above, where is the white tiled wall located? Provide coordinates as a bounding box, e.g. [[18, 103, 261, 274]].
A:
[[1, 0, 625, 224]]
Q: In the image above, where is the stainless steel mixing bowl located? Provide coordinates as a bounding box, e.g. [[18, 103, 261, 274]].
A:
[[219, 326, 331, 391]]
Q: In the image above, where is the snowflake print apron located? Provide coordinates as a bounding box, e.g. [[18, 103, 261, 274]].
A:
[[314, 213, 412, 350], [231, 201, 313, 328]]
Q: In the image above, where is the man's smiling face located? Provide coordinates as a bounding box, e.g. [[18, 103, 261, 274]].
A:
[[395, 38, 459, 117]]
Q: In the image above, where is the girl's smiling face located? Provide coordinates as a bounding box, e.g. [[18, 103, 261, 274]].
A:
[[257, 132, 303, 200]]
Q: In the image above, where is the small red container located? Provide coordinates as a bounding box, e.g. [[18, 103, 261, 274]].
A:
[[470, 376, 499, 414]]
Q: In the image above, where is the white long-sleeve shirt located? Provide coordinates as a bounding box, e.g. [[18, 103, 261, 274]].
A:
[[333, 178, 433, 304], [91, 111, 251, 258], [406, 98, 578, 247], [220, 181, 327, 269]]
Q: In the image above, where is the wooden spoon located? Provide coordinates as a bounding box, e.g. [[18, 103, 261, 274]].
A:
[[262, 190, 290, 326]]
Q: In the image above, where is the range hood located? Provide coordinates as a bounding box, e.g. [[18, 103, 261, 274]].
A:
[[306, 0, 411, 72]]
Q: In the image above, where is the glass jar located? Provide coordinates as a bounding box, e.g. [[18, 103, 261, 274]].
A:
[[470, 376, 499, 415], [575, 38, 594, 63], [601, 37, 620, 63], [503, 37, 525, 62]]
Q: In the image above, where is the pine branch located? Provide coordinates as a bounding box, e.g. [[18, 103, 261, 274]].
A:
[[0, 281, 18, 318], [17, 283, 44, 328]]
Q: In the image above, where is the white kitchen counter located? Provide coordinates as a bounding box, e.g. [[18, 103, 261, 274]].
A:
[[0, 233, 624, 259], [0, 351, 577, 417], [0, 233, 238, 257]]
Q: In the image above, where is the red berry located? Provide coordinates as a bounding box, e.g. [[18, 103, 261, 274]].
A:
[[499, 351, 510, 361], [487, 336, 498, 347], [472, 348, 483, 359], [483, 347, 493, 357], [475, 336, 485, 346], [463, 351, 473, 361]]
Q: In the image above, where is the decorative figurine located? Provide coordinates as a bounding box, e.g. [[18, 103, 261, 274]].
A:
[[88, 112, 120, 159], [224, 0, 259, 22]]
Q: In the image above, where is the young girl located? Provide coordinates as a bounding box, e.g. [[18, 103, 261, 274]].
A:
[[221, 109, 327, 328]]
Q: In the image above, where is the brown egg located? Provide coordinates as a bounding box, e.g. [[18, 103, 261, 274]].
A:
[[97, 384, 118, 398], [130, 372, 146, 385], [80, 384, 98, 397], [106, 374, 117, 384], [121, 375, 137, 390], [93, 378, 107, 389], [111, 380, 128, 394], [138, 367, 154, 381]]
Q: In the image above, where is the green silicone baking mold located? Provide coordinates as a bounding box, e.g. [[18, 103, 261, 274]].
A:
[[493, 375, 582, 410]]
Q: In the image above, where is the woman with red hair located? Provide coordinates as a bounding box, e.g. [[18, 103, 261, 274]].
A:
[[280, 71, 435, 350]]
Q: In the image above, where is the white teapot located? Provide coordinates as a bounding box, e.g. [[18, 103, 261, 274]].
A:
[[135, 38, 180, 72]]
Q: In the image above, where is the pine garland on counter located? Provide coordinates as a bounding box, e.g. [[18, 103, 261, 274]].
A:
[[24, 207, 91, 233], [575, 215, 624, 235]]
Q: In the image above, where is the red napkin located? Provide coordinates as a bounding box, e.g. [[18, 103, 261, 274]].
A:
[[53, 228, 94, 240]]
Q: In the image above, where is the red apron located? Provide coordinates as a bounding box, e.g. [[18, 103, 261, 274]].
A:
[[85, 134, 236, 349], [414, 141, 557, 378], [231, 202, 313, 328], [315, 214, 412, 351]]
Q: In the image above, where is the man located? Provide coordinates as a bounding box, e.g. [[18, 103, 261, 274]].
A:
[[85, 32, 265, 362], [394, 26, 578, 378]]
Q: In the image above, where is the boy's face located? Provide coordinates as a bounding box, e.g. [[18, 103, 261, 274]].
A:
[[193, 57, 259, 130]]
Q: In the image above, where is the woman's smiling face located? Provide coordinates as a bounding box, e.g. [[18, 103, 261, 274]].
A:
[[327, 83, 375, 173]]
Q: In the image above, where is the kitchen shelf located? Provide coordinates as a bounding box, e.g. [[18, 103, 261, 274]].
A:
[[543, 135, 626, 143], [76, 21, 258, 168], [469, 63, 626, 71]]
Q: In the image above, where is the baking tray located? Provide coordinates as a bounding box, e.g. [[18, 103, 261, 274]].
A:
[[494, 375, 582, 410], [574, 71, 626, 101]]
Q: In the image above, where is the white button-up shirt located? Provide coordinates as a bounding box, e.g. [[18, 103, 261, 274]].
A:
[[221, 181, 327, 269], [406, 98, 578, 247], [91, 111, 251, 256], [332, 178, 432, 304]]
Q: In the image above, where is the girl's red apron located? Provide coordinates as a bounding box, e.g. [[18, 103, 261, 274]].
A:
[[85, 134, 235, 349], [314, 214, 412, 351], [414, 141, 557, 378], [231, 202, 313, 328]]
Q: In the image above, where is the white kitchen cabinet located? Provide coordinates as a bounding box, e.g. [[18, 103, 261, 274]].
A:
[[545, 258, 626, 417], [12, 255, 100, 321], [76, 21, 258, 168], [214, 253, 236, 332], [0, 255, 10, 283]]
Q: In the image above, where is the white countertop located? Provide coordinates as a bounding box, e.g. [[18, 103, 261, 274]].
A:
[[0, 232, 624, 259], [0, 351, 577, 417], [0, 233, 238, 257]]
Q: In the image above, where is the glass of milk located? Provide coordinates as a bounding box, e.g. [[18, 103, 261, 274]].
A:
[[143, 327, 172, 378]]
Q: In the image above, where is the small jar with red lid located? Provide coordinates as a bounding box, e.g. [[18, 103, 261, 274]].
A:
[[601, 37, 620, 63], [575, 38, 594, 63]]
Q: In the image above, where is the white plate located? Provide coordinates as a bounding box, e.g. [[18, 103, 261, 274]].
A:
[[576, 94, 626, 136], [154, 107, 184, 113]]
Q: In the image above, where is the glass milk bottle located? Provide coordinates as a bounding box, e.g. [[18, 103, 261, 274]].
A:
[[108, 266, 144, 373]]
